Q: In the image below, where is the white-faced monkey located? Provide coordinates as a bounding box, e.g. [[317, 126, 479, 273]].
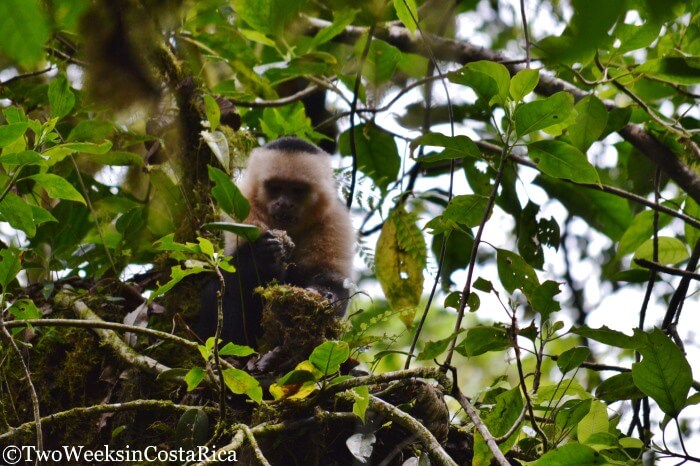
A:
[[197, 138, 355, 347]]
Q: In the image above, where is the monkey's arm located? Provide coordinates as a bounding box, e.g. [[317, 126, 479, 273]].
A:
[[197, 232, 288, 346]]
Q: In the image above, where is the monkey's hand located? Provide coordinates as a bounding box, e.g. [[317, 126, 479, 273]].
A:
[[251, 230, 293, 272]]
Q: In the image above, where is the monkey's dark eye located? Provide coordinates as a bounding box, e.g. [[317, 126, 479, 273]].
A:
[[291, 187, 307, 198]]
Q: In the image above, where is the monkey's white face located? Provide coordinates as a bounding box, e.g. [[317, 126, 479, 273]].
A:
[[263, 178, 317, 232]]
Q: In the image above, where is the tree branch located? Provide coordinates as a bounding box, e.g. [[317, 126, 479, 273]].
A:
[[369, 395, 457, 466], [0, 400, 212, 443]]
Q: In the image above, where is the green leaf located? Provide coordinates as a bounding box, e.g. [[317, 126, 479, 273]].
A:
[[528, 140, 600, 184], [150, 265, 208, 301], [28, 174, 85, 204], [685, 198, 700, 248], [307, 9, 358, 50], [115, 207, 145, 241], [537, 0, 623, 65], [517, 202, 544, 268], [514, 92, 574, 137], [595, 372, 644, 403], [0, 193, 36, 236], [473, 387, 523, 465], [67, 120, 114, 142], [0, 248, 21, 291], [394, 0, 418, 33], [530, 280, 561, 320], [201, 222, 260, 243], [426, 195, 488, 235], [577, 400, 609, 443], [473, 277, 493, 293], [509, 68, 539, 101], [203, 94, 221, 131], [618, 210, 673, 258], [633, 237, 689, 265], [0, 123, 29, 147], [636, 57, 700, 85], [0, 0, 50, 65], [455, 326, 510, 357], [358, 39, 402, 85], [352, 385, 370, 422], [207, 165, 250, 221], [496, 249, 539, 297], [43, 142, 113, 165], [534, 176, 632, 241], [222, 368, 262, 403], [431, 231, 473, 290], [219, 342, 256, 357], [185, 367, 206, 391], [80, 151, 143, 166], [568, 95, 608, 151], [410, 133, 481, 160], [632, 328, 692, 416], [175, 408, 209, 448], [571, 325, 637, 349], [375, 207, 425, 326], [309, 341, 350, 376], [613, 18, 661, 53], [338, 122, 400, 193], [557, 346, 590, 374], [531, 443, 606, 465], [232, 0, 304, 35], [0, 150, 46, 166], [449, 60, 510, 107], [48, 74, 76, 119], [555, 399, 592, 433], [416, 335, 453, 361]]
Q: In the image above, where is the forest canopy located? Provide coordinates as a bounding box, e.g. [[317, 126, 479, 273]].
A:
[[0, 0, 699, 464]]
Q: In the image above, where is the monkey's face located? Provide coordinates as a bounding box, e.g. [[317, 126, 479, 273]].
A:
[[263, 178, 316, 232]]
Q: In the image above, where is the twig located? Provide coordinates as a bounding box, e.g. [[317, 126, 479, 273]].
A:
[[213, 266, 227, 421], [227, 85, 319, 108], [324, 366, 448, 394], [493, 406, 526, 443], [0, 400, 213, 442], [0, 66, 55, 86], [197, 430, 245, 466], [240, 424, 271, 466], [450, 388, 511, 466], [634, 258, 700, 282], [69, 156, 119, 277], [511, 319, 548, 450], [444, 148, 508, 367], [519, 0, 530, 67], [3, 318, 199, 350], [369, 395, 457, 466], [662, 239, 700, 330], [346, 24, 376, 209]]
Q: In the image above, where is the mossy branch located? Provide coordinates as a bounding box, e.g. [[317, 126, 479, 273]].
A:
[[54, 290, 173, 376], [0, 400, 214, 443]]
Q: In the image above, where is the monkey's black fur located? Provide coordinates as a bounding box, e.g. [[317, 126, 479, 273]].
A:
[[265, 137, 322, 155]]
